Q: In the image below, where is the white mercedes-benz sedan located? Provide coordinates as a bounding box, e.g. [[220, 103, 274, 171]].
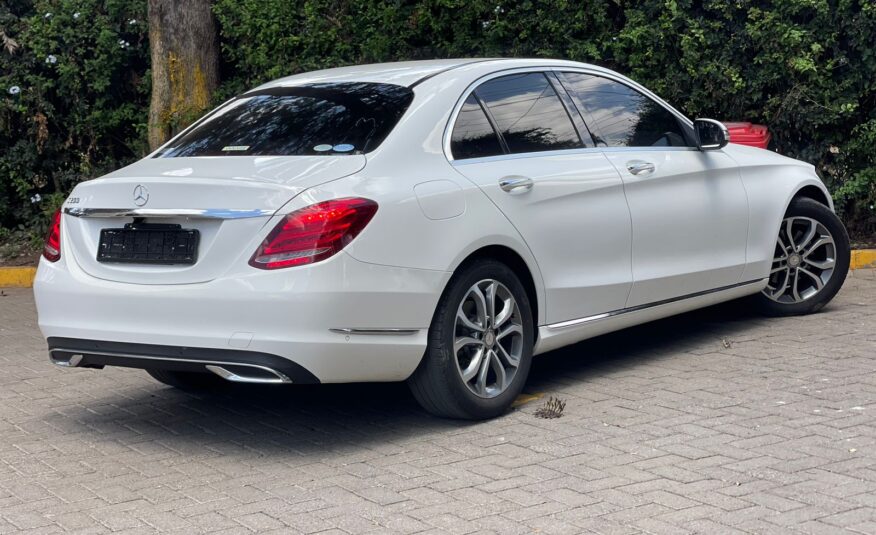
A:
[[35, 59, 850, 419]]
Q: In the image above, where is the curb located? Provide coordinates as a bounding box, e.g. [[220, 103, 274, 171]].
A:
[[2, 250, 875, 288], [852, 249, 876, 270], [0, 267, 38, 288]]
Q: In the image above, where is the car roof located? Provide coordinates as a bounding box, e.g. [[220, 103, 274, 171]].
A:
[[255, 58, 606, 89]]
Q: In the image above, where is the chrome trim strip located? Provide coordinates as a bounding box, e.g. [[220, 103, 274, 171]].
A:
[[549, 313, 612, 329], [329, 328, 420, 336], [63, 207, 274, 219], [48, 348, 293, 383], [450, 146, 699, 167], [442, 64, 696, 163], [205, 364, 291, 384], [547, 279, 767, 331]]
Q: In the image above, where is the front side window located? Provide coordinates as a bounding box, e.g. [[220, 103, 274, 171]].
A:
[[475, 73, 583, 154], [156, 82, 414, 157], [560, 73, 689, 148]]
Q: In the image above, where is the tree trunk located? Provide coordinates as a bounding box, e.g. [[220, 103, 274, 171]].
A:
[[147, 0, 219, 150]]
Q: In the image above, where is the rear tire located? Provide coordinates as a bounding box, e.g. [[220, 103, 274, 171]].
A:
[[408, 259, 534, 420], [754, 197, 850, 316], [146, 369, 227, 391]]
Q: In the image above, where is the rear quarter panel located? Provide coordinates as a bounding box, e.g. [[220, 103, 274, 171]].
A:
[[269, 70, 550, 325], [288, 164, 548, 326]]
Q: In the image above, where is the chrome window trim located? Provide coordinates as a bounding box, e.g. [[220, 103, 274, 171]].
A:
[[450, 145, 698, 167], [552, 67, 695, 130], [443, 65, 696, 164], [63, 207, 274, 220]]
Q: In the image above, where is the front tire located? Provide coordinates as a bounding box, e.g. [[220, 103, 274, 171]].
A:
[[755, 197, 850, 316], [408, 260, 534, 420]]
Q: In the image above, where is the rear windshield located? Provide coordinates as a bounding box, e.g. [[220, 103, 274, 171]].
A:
[[156, 82, 414, 157]]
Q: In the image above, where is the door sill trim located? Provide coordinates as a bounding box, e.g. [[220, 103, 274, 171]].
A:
[[547, 278, 767, 330]]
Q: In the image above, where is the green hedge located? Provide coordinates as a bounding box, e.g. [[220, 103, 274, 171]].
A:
[[2, 0, 875, 240]]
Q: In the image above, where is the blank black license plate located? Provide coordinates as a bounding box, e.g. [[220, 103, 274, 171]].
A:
[[97, 224, 200, 265]]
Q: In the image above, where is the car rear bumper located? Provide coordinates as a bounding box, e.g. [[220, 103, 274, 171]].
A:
[[34, 252, 450, 383], [48, 337, 321, 384]]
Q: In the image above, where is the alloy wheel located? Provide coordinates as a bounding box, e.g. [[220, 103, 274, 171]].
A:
[[763, 216, 836, 304], [454, 279, 524, 398]]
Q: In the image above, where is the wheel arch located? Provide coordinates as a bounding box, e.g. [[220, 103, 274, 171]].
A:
[[450, 244, 543, 332], [733, 156, 835, 284], [790, 184, 833, 212]]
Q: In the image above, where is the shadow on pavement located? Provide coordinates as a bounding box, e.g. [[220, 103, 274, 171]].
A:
[[527, 297, 765, 390], [49, 298, 769, 453]]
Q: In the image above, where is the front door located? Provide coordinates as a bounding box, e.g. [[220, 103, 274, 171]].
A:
[[559, 71, 749, 307]]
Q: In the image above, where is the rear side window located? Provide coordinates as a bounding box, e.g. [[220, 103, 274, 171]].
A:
[[560, 73, 689, 148], [450, 95, 505, 160], [156, 82, 413, 157], [475, 73, 583, 154]]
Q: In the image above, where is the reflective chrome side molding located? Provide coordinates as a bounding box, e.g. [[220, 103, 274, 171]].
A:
[[547, 279, 768, 331], [329, 328, 420, 336], [63, 207, 274, 219]]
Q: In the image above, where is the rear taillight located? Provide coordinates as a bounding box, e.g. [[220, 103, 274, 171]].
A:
[[42, 209, 62, 262], [249, 198, 378, 269]]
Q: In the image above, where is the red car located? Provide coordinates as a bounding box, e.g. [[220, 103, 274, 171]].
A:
[[724, 122, 772, 149]]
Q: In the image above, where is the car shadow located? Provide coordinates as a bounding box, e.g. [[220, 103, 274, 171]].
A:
[[49, 299, 768, 454], [526, 297, 765, 392]]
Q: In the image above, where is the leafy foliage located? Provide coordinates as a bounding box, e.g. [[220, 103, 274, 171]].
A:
[[2, 0, 875, 241], [0, 0, 148, 236]]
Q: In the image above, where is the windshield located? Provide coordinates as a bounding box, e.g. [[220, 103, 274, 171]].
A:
[[156, 82, 414, 157]]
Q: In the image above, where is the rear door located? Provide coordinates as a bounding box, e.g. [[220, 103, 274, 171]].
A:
[[449, 71, 632, 324], [558, 71, 749, 307]]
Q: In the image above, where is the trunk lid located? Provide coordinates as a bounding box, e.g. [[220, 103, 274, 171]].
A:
[[64, 155, 365, 284]]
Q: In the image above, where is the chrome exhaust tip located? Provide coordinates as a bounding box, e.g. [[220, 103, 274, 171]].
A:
[[46, 342, 311, 383], [205, 364, 292, 384], [50, 352, 84, 368]]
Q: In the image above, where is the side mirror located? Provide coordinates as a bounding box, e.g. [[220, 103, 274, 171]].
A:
[[694, 118, 730, 151]]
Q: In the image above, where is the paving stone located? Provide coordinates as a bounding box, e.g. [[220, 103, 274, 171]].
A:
[[0, 272, 874, 532]]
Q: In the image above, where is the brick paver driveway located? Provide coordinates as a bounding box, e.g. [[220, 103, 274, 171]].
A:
[[1, 271, 875, 534]]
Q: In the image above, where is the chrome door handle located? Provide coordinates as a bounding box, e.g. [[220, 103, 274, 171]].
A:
[[499, 176, 534, 195], [626, 160, 656, 176]]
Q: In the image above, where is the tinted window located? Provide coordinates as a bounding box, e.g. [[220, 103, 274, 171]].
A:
[[475, 73, 583, 154], [157, 82, 413, 157], [450, 95, 504, 160], [561, 73, 688, 147]]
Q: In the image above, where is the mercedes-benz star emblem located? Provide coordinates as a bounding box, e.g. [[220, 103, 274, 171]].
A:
[[132, 184, 149, 207]]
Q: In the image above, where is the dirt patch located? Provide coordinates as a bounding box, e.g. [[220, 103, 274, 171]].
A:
[[0, 250, 40, 267], [0, 233, 41, 267]]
